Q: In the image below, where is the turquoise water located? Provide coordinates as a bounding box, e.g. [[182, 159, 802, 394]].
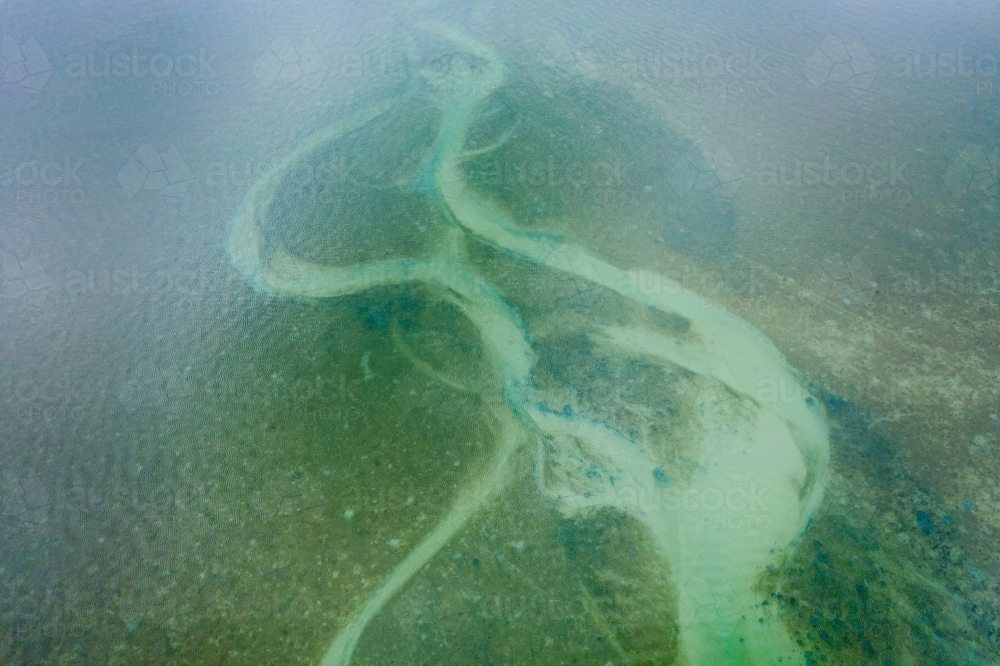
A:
[[2, 1, 1000, 664]]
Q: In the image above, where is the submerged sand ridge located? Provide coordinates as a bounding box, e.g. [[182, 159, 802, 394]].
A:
[[228, 21, 830, 666]]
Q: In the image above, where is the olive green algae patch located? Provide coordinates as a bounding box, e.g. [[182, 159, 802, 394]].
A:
[[265, 97, 445, 268], [764, 392, 1000, 665], [57, 281, 507, 665], [348, 475, 681, 666], [461, 65, 739, 263], [228, 20, 828, 666], [774, 517, 990, 666], [560, 506, 682, 665]]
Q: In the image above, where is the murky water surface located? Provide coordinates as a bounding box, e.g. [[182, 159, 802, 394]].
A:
[[2, 1, 1000, 664]]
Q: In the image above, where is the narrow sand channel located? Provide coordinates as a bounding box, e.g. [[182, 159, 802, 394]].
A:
[[228, 21, 830, 666]]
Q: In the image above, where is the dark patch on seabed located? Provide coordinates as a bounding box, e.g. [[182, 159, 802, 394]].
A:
[[559, 505, 682, 665], [767, 388, 1000, 664], [461, 61, 739, 263]]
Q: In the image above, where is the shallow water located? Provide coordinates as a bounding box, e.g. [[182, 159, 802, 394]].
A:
[[2, 1, 1000, 664]]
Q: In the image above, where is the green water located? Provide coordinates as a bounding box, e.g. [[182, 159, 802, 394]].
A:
[[229, 20, 828, 666], [3, 2, 1000, 665]]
